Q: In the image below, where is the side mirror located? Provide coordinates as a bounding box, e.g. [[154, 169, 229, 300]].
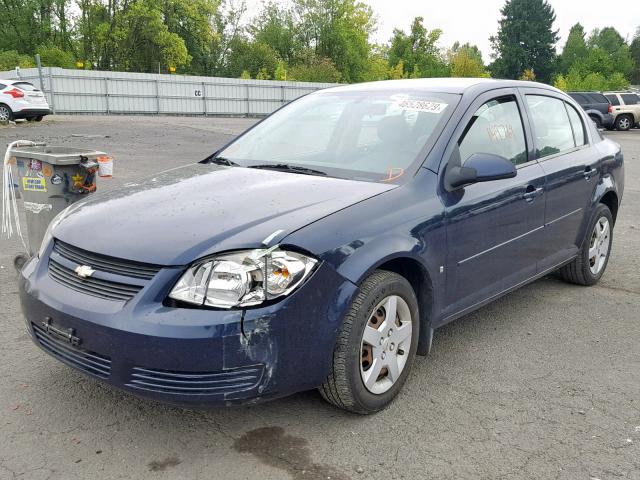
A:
[[445, 153, 516, 191]]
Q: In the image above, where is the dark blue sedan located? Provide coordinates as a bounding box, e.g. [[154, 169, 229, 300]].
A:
[[19, 79, 624, 413]]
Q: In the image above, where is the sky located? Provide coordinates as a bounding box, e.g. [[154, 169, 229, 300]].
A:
[[244, 0, 639, 63]]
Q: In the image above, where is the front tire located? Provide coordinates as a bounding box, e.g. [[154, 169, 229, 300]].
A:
[[320, 270, 419, 414], [557, 204, 613, 286]]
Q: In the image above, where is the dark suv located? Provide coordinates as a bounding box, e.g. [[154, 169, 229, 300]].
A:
[[568, 92, 614, 129]]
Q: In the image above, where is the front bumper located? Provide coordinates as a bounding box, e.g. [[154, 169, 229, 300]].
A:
[[18, 253, 357, 407]]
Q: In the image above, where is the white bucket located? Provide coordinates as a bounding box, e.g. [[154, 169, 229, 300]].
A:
[[97, 156, 113, 178]]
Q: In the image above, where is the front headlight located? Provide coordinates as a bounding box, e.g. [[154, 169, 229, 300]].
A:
[[168, 247, 317, 309]]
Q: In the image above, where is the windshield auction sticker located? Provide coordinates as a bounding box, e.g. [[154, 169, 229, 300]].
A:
[[398, 100, 448, 114]]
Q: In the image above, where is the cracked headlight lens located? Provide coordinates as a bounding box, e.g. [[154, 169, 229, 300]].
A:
[[168, 247, 317, 308]]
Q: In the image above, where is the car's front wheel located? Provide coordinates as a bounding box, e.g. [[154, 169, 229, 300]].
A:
[[320, 270, 419, 414], [0, 104, 13, 122], [558, 204, 613, 286]]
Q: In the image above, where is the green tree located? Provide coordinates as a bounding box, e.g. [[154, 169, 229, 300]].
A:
[[362, 47, 390, 81], [161, 0, 218, 74], [0, 51, 36, 70], [250, 2, 299, 64], [630, 28, 640, 84], [388, 17, 448, 78], [293, 0, 375, 82], [449, 44, 489, 77], [111, 0, 190, 72], [274, 60, 288, 80], [36, 45, 76, 68], [288, 54, 341, 82], [490, 0, 559, 82], [225, 39, 279, 78], [239, 69, 251, 79], [557, 23, 588, 74]]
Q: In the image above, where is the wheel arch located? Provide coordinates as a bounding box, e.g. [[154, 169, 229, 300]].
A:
[[599, 190, 619, 224], [372, 255, 435, 356]]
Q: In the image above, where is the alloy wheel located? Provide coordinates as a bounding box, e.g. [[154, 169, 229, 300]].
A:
[[588, 217, 610, 275], [360, 295, 413, 395], [618, 117, 631, 130], [0, 106, 10, 122]]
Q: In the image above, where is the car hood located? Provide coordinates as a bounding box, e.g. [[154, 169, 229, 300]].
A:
[[53, 164, 394, 265]]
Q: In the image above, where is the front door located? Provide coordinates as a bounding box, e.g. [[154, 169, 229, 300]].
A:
[[440, 90, 546, 320]]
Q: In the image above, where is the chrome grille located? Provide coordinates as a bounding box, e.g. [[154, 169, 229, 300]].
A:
[[53, 240, 161, 280], [48, 259, 142, 301], [32, 323, 111, 378], [126, 365, 264, 396]]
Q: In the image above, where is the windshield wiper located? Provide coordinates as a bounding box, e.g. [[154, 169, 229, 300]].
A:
[[248, 163, 327, 176], [201, 155, 238, 166]]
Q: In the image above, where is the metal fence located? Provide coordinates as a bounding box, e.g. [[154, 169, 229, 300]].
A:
[[0, 67, 338, 116]]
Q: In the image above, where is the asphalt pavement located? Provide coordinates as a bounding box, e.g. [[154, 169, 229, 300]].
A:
[[0, 116, 638, 480]]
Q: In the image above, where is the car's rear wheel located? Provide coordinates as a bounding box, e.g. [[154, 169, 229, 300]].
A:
[[319, 270, 419, 414], [557, 204, 613, 286], [35, 116, 43, 122], [615, 114, 632, 131], [589, 115, 602, 129], [0, 104, 13, 122], [27, 117, 36, 122]]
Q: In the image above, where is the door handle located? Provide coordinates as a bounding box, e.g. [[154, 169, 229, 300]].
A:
[[523, 186, 543, 202], [583, 167, 597, 180]]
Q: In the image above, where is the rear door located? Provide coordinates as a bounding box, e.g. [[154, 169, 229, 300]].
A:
[[520, 89, 598, 270], [440, 89, 546, 318]]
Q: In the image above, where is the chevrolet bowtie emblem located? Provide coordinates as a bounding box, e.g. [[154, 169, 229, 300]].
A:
[[74, 265, 95, 278]]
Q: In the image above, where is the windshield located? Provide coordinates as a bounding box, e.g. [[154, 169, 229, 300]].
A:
[[217, 90, 459, 183]]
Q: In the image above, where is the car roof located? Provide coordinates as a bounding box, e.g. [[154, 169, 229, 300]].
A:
[[320, 78, 563, 95], [0, 79, 30, 85]]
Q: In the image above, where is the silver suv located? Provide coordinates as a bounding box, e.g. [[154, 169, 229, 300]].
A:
[[603, 91, 640, 131]]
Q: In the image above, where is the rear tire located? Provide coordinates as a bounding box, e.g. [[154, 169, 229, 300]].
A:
[[557, 204, 613, 286], [27, 117, 36, 122], [589, 115, 602, 129], [35, 116, 43, 122], [319, 270, 419, 414], [615, 114, 632, 131], [0, 104, 13, 122]]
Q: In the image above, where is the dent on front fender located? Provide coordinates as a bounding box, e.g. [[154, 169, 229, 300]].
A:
[[238, 262, 358, 397]]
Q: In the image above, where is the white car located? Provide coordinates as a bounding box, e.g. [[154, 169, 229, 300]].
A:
[[0, 79, 50, 122]]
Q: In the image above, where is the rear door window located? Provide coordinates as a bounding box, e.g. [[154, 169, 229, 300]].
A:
[[0, 83, 6, 90], [568, 93, 587, 104], [458, 95, 528, 166], [605, 94, 620, 106], [526, 95, 576, 158], [620, 94, 639, 105], [586, 93, 608, 103]]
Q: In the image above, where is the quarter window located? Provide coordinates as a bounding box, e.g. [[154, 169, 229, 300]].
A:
[[458, 96, 527, 166], [526, 95, 575, 158], [566, 104, 586, 147], [605, 94, 620, 106]]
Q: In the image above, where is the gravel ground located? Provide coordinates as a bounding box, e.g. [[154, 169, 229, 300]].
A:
[[1, 116, 639, 480]]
